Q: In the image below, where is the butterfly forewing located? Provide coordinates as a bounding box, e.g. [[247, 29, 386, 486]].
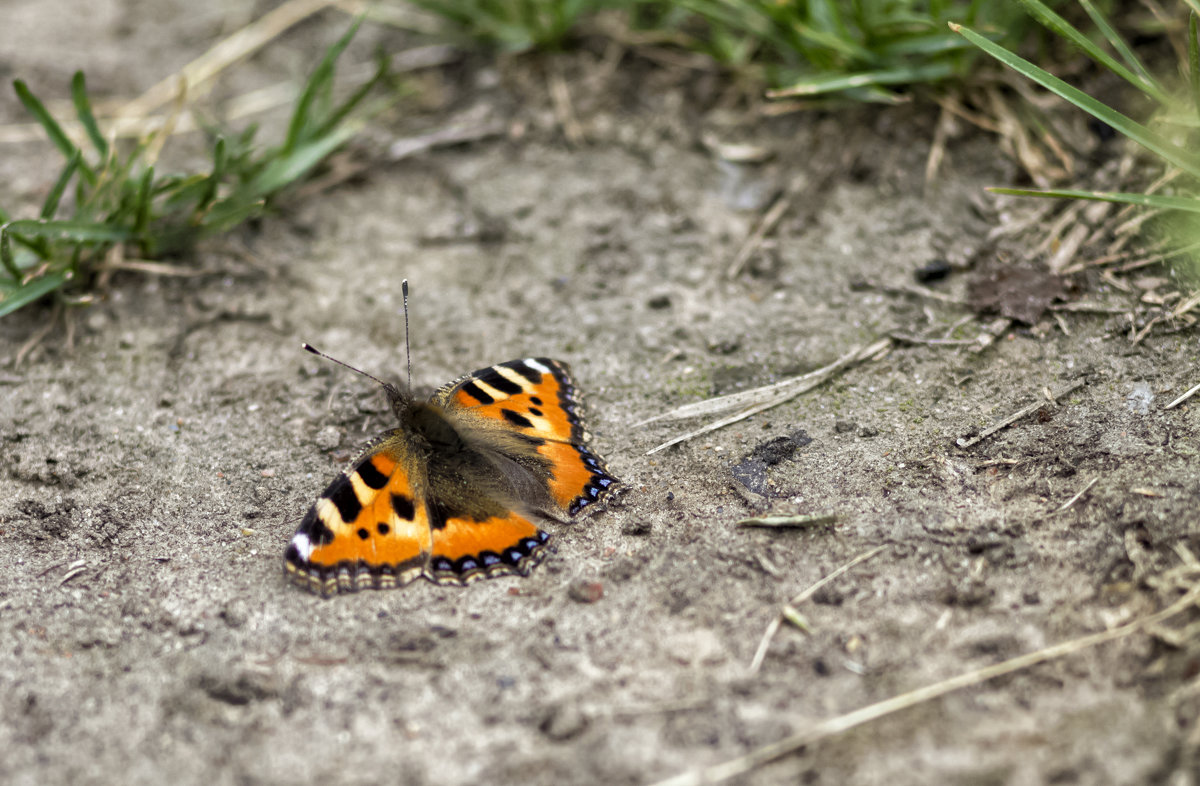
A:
[[285, 439, 432, 595], [435, 358, 621, 515]]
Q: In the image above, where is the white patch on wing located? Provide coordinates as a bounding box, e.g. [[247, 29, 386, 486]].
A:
[[291, 532, 314, 561], [523, 358, 551, 375]]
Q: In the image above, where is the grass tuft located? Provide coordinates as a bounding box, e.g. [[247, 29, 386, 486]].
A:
[[406, 0, 1035, 99], [953, 1, 1200, 280], [0, 19, 393, 319]]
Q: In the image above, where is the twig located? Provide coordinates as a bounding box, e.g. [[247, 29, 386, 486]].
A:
[[94, 259, 204, 276], [858, 278, 967, 306], [1171, 289, 1200, 320], [387, 110, 506, 161], [1050, 302, 1126, 314], [656, 583, 1200, 786], [889, 332, 977, 347], [548, 59, 584, 145], [1130, 313, 1164, 345], [15, 301, 63, 366], [956, 379, 1086, 449], [1055, 477, 1098, 513], [748, 545, 886, 675], [726, 192, 792, 279], [1166, 381, 1200, 410], [737, 513, 838, 529], [726, 160, 841, 280], [0, 47, 458, 146], [969, 317, 1013, 354], [118, 0, 340, 119], [59, 560, 88, 586], [924, 104, 952, 185]]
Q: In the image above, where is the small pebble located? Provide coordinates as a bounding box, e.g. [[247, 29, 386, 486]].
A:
[[567, 578, 604, 603]]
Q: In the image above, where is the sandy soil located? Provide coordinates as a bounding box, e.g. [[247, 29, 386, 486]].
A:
[[3, 3, 1200, 785]]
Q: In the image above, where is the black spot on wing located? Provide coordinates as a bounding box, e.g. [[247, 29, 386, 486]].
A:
[[529, 406, 543, 417], [391, 493, 415, 521], [327, 479, 362, 524], [356, 458, 389, 489], [502, 408, 534, 429], [459, 380, 494, 405], [357, 527, 370, 540], [377, 522, 391, 535], [530, 396, 543, 406], [428, 500, 450, 531], [477, 367, 523, 396]]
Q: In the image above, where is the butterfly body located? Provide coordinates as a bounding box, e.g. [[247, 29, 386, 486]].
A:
[[285, 357, 620, 596]]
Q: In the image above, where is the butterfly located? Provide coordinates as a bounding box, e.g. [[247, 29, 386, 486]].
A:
[[285, 348, 621, 596]]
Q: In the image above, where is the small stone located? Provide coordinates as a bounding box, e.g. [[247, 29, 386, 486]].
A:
[[314, 425, 341, 451], [914, 258, 952, 283], [219, 600, 248, 629], [662, 629, 727, 666], [834, 420, 856, 434], [538, 702, 588, 741], [647, 293, 671, 310], [567, 578, 604, 603], [621, 519, 651, 536]]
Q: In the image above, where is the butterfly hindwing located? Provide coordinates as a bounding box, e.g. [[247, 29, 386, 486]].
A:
[[435, 357, 621, 515], [425, 502, 550, 584], [285, 436, 432, 596]]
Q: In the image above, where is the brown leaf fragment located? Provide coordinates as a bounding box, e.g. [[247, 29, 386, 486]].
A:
[[967, 264, 1066, 325]]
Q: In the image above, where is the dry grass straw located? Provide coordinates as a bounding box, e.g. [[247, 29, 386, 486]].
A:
[[749, 545, 886, 675], [642, 338, 892, 455], [955, 378, 1086, 449], [655, 580, 1200, 786]]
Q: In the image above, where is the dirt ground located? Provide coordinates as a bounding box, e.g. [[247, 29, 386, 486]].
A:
[[4, 3, 1200, 785]]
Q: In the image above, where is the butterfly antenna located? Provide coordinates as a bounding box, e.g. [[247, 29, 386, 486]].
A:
[[402, 279, 412, 390], [302, 343, 391, 390]]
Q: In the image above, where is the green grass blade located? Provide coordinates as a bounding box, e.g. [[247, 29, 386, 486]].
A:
[[313, 54, 391, 140], [40, 150, 81, 220], [13, 79, 96, 185], [284, 17, 364, 155], [4, 218, 131, 243], [71, 70, 108, 159], [134, 167, 154, 238], [1015, 0, 1167, 104], [1191, 13, 1200, 128], [989, 187, 1200, 213], [0, 227, 20, 279], [0, 271, 68, 317], [201, 198, 266, 235], [769, 62, 956, 97], [198, 137, 226, 211], [952, 23, 1200, 179], [1078, 0, 1158, 92], [251, 122, 361, 197]]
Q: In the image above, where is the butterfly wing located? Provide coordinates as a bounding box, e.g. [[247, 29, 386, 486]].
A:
[[284, 433, 433, 596], [433, 357, 621, 516], [423, 501, 551, 585]]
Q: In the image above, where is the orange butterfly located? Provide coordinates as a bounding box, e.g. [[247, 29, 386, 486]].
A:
[[285, 346, 621, 596]]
